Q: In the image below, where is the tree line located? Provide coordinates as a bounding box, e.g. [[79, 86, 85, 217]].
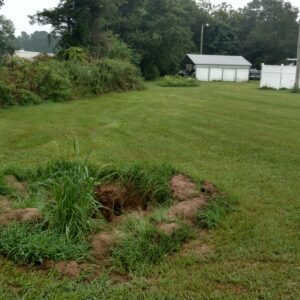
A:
[[1, 0, 299, 78]]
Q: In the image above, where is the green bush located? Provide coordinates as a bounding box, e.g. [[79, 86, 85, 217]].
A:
[[159, 75, 199, 87], [0, 223, 89, 264], [0, 81, 14, 107], [0, 55, 144, 108]]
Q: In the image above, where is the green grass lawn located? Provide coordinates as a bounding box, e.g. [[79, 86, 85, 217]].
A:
[[0, 82, 300, 299]]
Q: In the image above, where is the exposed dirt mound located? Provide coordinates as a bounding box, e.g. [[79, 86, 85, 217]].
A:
[[94, 184, 147, 221], [167, 179, 221, 223], [4, 175, 27, 195], [168, 196, 207, 222], [55, 261, 81, 278], [0, 196, 11, 212], [0, 208, 42, 225], [91, 231, 116, 261], [157, 222, 179, 235], [170, 174, 199, 201]]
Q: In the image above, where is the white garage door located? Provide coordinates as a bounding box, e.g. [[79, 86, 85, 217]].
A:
[[223, 69, 236, 82], [196, 67, 209, 81], [236, 69, 249, 82], [210, 68, 222, 81]]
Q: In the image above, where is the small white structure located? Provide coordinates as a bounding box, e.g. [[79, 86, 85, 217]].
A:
[[181, 54, 251, 82], [260, 64, 299, 89], [14, 49, 54, 60]]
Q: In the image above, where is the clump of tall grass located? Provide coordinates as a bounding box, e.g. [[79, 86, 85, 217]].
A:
[[112, 216, 194, 274], [41, 161, 99, 240], [158, 76, 199, 87], [0, 223, 89, 264], [196, 196, 235, 229]]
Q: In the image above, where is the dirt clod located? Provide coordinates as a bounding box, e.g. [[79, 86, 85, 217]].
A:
[[94, 184, 147, 221], [168, 196, 207, 222], [170, 174, 199, 201], [0, 208, 42, 225], [4, 175, 27, 195], [157, 223, 179, 235], [91, 231, 116, 261], [0, 196, 11, 212], [55, 261, 81, 278]]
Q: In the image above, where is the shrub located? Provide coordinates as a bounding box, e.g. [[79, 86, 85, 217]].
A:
[[196, 196, 235, 229], [0, 81, 14, 107], [0, 55, 144, 108], [112, 216, 194, 274], [0, 223, 89, 264], [159, 76, 199, 87], [17, 89, 42, 106]]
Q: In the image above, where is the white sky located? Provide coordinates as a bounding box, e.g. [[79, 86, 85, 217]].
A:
[[1, 0, 300, 35]]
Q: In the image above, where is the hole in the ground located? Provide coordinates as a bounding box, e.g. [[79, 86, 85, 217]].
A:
[[94, 184, 147, 221]]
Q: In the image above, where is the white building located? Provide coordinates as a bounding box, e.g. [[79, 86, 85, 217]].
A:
[[181, 54, 251, 82], [260, 64, 299, 89], [14, 49, 54, 60]]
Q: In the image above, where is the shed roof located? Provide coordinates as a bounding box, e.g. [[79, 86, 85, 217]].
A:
[[186, 54, 251, 67]]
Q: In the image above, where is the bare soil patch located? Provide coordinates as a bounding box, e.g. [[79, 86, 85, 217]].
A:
[[4, 175, 27, 195], [157, 222, 179, 235], [55, 261, 81, 278], [0, 208, 42, 225], [91, 231, 116, 262], [170, 174, 199, 201], [0, 196, 11, 212], [168, 196, 207, 222]]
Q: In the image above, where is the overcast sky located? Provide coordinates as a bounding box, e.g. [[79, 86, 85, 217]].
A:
[[2, 0, 300, 35]]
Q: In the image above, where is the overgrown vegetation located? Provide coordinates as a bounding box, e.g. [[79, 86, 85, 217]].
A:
[[159, 76, 199, 87], [112, 216, 194, 274], [0, 52, 144, 108]]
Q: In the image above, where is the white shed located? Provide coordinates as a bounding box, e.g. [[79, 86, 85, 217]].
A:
[[181, 54, 251, 82]]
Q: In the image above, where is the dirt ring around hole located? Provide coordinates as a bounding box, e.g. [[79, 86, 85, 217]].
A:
[[0, 208, 42, 225]]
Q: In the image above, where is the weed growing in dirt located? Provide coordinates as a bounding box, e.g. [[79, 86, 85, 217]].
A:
[[196, 196, 235, 229], [112, 216, 194, 274], [0, 223, 89, 264]]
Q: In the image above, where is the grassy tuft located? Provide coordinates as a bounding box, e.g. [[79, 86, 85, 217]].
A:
[[196, 195, 236, 229], [41, 161, 99, 240], [158, 76, 199, 87], [112, 216, 194, 274], [0, 223, 89, 264]]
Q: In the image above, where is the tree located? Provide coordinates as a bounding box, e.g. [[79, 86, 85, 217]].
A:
[[0, 15, 15, 56], [113, 0, 199, 78], [238, 0, 299, 67], [31, 0, 122, 56], [13, 31, 59, 53]]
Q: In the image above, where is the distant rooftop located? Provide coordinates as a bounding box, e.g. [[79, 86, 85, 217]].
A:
[[186, 54, 251, 66]]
